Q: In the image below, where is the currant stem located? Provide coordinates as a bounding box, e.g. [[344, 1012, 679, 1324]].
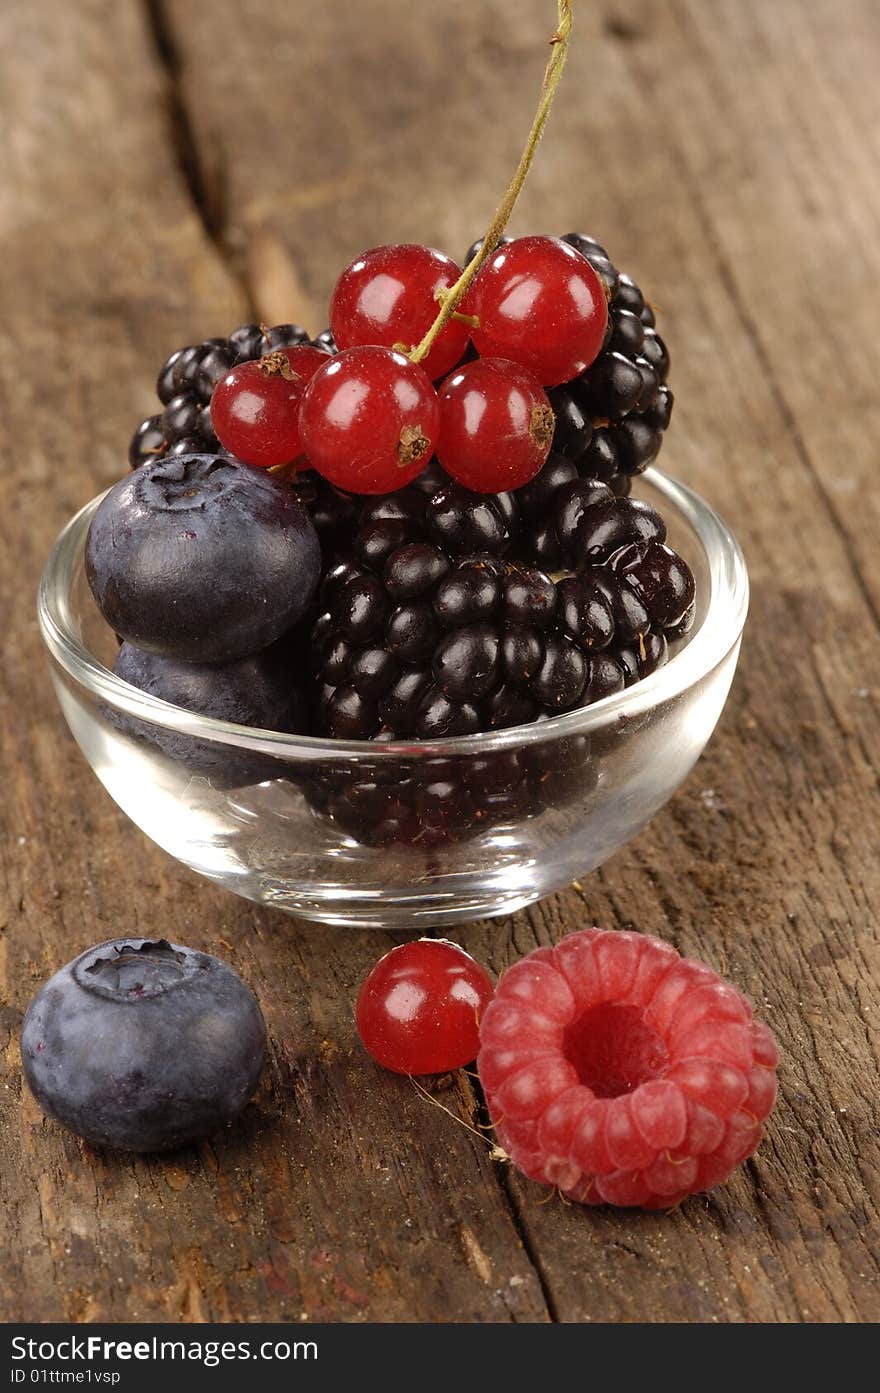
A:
[[409, 0, 573, 369]]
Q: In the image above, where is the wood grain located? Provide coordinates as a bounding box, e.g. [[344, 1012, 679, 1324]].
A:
[[1, 0, 878, 1322]]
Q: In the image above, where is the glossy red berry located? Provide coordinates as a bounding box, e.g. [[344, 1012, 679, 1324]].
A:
[[211, 345, 330, 468], [298, 345, 440, 495], [437, 357, 555, 492], [356, 939, 494, 1075], [330, 244, 471, 382], [467, 236, 608, 387]]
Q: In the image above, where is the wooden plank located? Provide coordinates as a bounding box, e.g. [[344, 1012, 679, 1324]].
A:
[[0, 0, 550, 1322], [160, 0, 880, 1322]]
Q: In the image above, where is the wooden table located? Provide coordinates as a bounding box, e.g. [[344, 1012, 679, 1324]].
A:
[[2, 0, 878, 1324]]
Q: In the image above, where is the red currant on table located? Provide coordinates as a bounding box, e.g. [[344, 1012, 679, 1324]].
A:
[[436, 357, 555, 492], [356, 939, 494, 1075], [466, 235, 608, 387], [211, 345, 330, 468], [298, 345, 440, 495], [330, 244, 471, 382]]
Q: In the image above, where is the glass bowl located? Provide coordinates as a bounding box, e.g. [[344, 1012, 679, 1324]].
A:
[[38, 469, 747, 929]]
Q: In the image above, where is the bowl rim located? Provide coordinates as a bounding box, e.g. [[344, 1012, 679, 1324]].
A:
[[37, 468, 749, 762]]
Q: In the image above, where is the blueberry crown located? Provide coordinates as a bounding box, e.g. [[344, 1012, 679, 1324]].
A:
[[73, 938, 207, 1002]]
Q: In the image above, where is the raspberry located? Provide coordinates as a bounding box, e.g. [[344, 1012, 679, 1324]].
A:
[[478, 929, 778, 1208]]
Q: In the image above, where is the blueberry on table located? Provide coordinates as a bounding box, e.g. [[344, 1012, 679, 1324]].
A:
[[85, 454, 321, 663], [21, 938, 266, 1153], [110, 640, 308, 780]]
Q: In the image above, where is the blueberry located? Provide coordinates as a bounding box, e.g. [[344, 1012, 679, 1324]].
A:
[[21, 938, 266, 1152], [110, 640, 307, 780], [86, 454, 321, 662]]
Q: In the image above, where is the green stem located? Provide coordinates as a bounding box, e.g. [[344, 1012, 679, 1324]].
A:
[[409, 0, 574, 368]]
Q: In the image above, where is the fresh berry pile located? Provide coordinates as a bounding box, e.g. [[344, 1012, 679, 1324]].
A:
[[87, 231, 693, 840], [477, 929, 778, 1208]]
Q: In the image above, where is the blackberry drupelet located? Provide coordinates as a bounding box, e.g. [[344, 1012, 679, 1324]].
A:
[[313, 327, 338, 355], [463, 234, 514, 266], [129, 414, 165, 470]]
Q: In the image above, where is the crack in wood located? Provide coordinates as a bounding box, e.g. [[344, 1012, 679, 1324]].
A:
[[141, 0, 253, 315], [462, 1071, 560, 1322]]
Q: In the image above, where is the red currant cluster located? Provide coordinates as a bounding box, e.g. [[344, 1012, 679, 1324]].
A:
[[211, 236, 608, 496]]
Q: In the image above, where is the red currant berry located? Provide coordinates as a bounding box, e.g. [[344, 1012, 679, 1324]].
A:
[[356, 938, 494, 1076], [211, 345, 330, 468], [330, 244, 471, 381], [467, 236, 608, 386], [298, 345, 440, 495], [436, 357, 555, 492]]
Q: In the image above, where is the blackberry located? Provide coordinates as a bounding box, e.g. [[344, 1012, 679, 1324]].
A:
[[303, 472, 693, 845], [515, 470, 667, 572], [313, 327, 338, 355], [310, 487, 692, 743], [306, 734, 597, 848]]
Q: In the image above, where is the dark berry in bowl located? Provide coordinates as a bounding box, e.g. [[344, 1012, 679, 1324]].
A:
[[129, 414, 165, 470], [85, 454, 320, 663], [110, 640, 308, 782], [610, 538, 697, 632], [21, 938, 266, 1152]]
